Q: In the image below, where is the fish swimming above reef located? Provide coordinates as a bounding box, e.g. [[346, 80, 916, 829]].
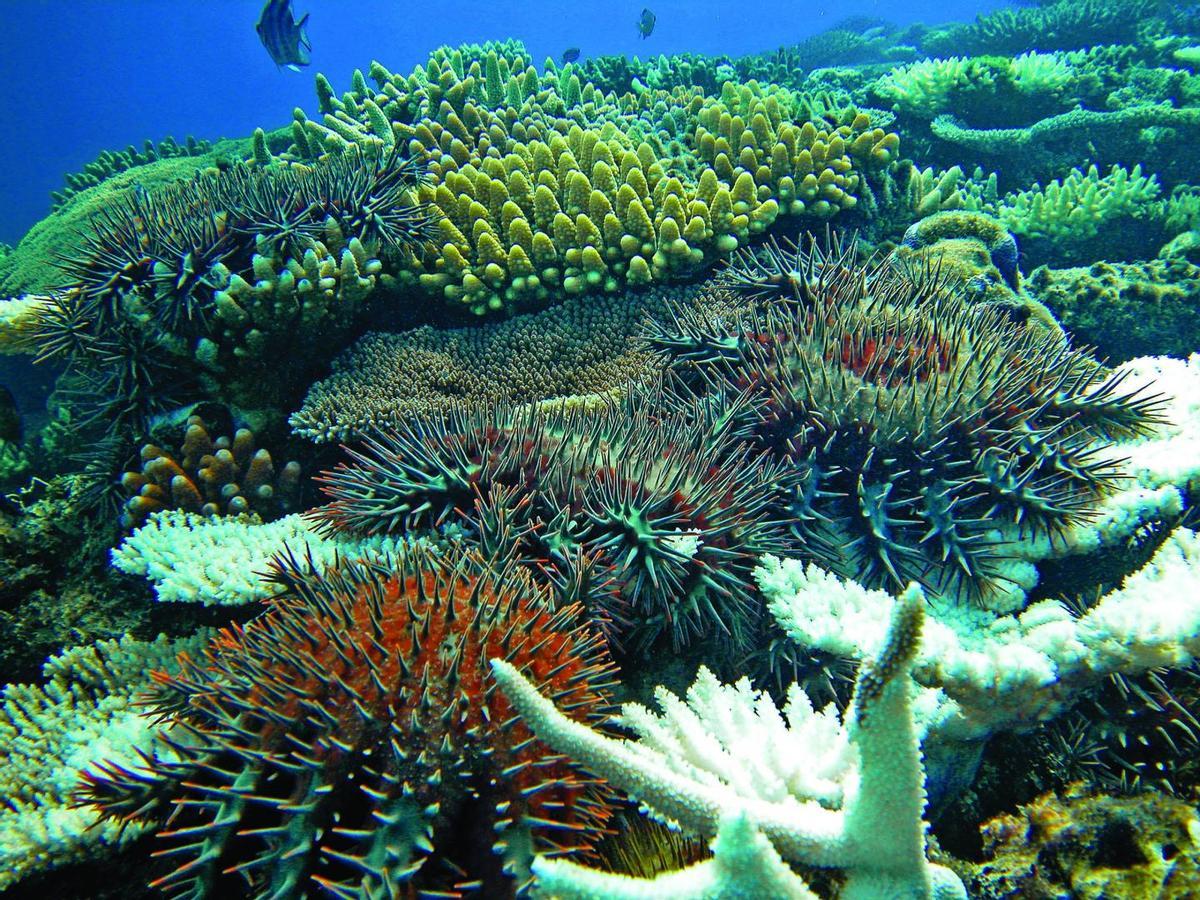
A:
[[561, 47, 581, 64], [256, 0, 311, 72], [0, 386, 20, 444], [637, 7, 656, 39]]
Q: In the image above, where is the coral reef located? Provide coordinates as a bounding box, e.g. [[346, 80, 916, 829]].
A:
[[78, 549, 618, 897], [291, 284, 677, 443], [282, 44, 897, 314], [1026, 258, 1200, 362]]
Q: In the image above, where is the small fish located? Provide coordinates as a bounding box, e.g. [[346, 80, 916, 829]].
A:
[[637, 7, 656, 39], [0, 386, 20, 444], [256, 0, 311, 72], [561, 47, 581, 65]]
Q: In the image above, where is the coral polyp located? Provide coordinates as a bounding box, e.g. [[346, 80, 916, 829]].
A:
[[75, 548, 618, 898], [652, 237, 1166, 601]]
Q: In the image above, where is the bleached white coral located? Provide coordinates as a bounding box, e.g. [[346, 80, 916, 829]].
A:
[[0, 632, 208, 888], [111, 510, 433, 605], [761, 526, 1200, 740], [494, 591, 966, 899], [531, 812, 819, 899]]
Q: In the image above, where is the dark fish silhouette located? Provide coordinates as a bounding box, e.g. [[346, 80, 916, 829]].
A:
[[256, 0, 311, 72], [0, 386, 20, 444], [637, 7, 656, 39], [561, 47, 581, 64]]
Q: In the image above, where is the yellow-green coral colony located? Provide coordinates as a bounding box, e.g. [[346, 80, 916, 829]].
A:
[[278, 42, 899, 314]]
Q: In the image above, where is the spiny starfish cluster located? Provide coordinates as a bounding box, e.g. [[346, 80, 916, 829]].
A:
[[76, 548, 618, 898]]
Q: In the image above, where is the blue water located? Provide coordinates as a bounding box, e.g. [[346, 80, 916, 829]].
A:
[[0, 0, 1010, 245]]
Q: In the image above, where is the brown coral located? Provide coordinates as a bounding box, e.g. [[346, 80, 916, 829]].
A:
[[289, 286, 686, 443], [971, 783, 1200, 899], [120, 415, 300, 527]]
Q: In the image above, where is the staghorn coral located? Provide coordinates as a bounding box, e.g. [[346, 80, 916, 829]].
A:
[[493, 589, 967, 899], [78, 548, 619, 898], [312, 388, 792, 652], [119, 415, 300, 528], [1026, 258, 1200, 362], [282, 42, 897, 314], [0, 632, 211, 890], [290, 285, 678, 443], [649, 236, 1160, 603]]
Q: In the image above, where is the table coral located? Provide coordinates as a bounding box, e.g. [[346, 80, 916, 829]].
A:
[[290, 285, 678, 443]]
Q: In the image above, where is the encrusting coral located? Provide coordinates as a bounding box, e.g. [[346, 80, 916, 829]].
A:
[[77, 548, 620, 898], [970, 782, 1200, 898], [1025, 257, 1200, 362], [492, 587, 967, 898]]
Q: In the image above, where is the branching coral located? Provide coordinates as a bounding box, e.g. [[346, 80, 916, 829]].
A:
[[120, 415, 300, 528], [110, 509, 438, 606], [78, 549, 619, 897], [290, 285, 680, 442], [492, 589, 967, 899], [0, 632, 210, 890], [961, 163, 1165, 265]]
